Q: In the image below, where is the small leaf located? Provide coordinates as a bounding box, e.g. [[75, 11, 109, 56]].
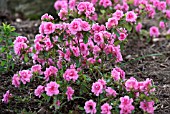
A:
[[112, 29, 120, 37], [1, 61, 6, 66], [83, 34, 88, 44], [124, 23, 132, 32]]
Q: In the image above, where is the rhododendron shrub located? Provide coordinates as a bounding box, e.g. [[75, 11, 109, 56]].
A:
[[1, 0, 164, 113]]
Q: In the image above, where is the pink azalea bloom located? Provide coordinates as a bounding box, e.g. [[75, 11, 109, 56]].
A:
[[44, 66, 58, 81], [167, 0, 170, 5], [19, 70, 32, 84], [105, 87, 117, 97], [97, 78, 106, 89], [126, 11, 137, 22], [69, 0, 76, 10], [115, 67, 125, 79], [41, 13, 54, 21], [84, 99, 97, 114], [118, 32, 127, 41], [140, 100, 154, 114], [91, 81, 103, 96], [114, 45, 123, 63], [111, 68, 121, 81], [12, 74, 20, 87], [159, 21, 165, 29], [43, 22, 56, 35], [54, 0, 67, 10], [106, 17, 118, 29], [31, 64, 43, 75], [77, 2, 87, 13], [35, 42, 43, 52], [122, 2, 129, 11], [81, 21, 91, 31], [58, 9, 68, 21], [14, 42, 28, 55], [2, 90, 12, 104], [66, 86, 74, 101], [68, 19, 82, 34], [64, 48, 71, 61], [101, 103, 112, 114], [158, 1, 166, 11], [112, 10, 124, 20], [94, 32, 104, 44], [34, 85, 44, 98], [14, 36, 27, 44], [165, 10, 170, 19], [45, 81, 60, 96], [44, 38, 53, 51], [119, 96, 134, 114], [149, 26, 160, 37], [80, 43, 89, 56], [125, 77, 138, 91], [99, 0, 112, 8], [63, 68, 79, 82], [136, 23, 142, 32], [71, 46, 80, 57]]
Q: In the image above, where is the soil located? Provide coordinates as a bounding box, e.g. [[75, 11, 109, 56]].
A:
[[0, 19, 170, 113]]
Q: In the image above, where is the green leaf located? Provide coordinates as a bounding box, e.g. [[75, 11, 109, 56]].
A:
[[24, 54, 29, 63], [75, 58, 81, 68], [124, 23, 132, 32], [1, 60, 6, 66], [83, 34, 88, 44], [1, 47, 6, 53], [42, 93, 51, 102], [112, 29, 120, 37]]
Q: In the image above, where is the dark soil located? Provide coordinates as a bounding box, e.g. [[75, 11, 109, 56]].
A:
[[0, 19, 170, 114]]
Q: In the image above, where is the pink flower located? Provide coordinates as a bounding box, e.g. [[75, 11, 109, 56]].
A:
[[58, 9, 68, 21], [157, 1, 166, 11], [97, 78, 106, 89], [54, 0, 67, 10], [63, 68, 79, 82], [106, 17, 118, 29], [44, 66, 58, 81], [2, 90, 12, 104], [45, 81, 60, 96], [140, 100, 154, 114], [81, 21, 91, 31], [125, 77, 138, 91], [41, 13, 54, 21], [99, 0, 112, 8], [118, 32, 127, 41], [111, 68, 120, 81], [34, 85, 44, 98], [66, 86, 74, 101], [71, 46, 80, 57], [149, 26, 160, 37], [94, 32, 104, 44], [101, 103, 112, 114], [136, 23, 142, 32], [91, 81, 103, 96], [126, 11, 137, 22], [77, 2, 87, 12], [12, 74, 20, 87], [31, 64, 43, 75], [19, 70, 32, 84], [14, 42, 28, 55], [43, 22, 56, 35], [14, 36, 27, 44], [84, 99, 97, 114], [105, 87, 117, 97], [119, 96, 134, 114], [68, 19, 82, 34], [44, 38, 53, 51], [69, 0, 76, 10], [112, 10, 124, 20], [165, 10, 170, 19], [159, 21, 165, 29]]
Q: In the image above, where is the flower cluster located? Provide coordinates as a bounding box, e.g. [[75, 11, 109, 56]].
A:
[[2, 0, 164, 113]]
